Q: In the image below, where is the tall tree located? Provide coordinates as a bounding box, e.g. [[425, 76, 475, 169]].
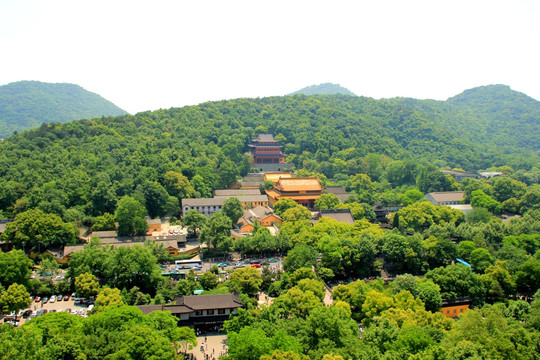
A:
[[315, 193, 341, 210], [135, 181, 170, 218], [222, 197, 244, 224], [163, 171, 196, 200], [0, 249, 33, 288], [75, 272, 100, 298], [181, 209, 207, 236], [1, 209, 78, 251], [115, 196, 148, 236], [0, 283, 31, 313], [199, 211, 233, 250]]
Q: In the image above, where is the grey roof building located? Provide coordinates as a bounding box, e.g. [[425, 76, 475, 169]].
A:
[[182, 195, 269, 217], [425, 191, 465, 205], [137, 293, 243, 326]]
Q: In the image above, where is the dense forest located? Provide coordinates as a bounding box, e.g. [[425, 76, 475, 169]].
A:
[[0, 86, 540, 359], [0, 85, 538, 225], [0, 81, 127, 138]]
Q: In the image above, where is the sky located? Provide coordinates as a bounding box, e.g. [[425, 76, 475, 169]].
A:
[[1, 0, 539, 114]]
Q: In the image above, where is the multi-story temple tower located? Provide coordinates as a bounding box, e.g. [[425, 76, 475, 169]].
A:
[[248, 133, 287, 165]]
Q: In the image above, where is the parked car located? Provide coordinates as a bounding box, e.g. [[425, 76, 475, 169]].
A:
[[70, 309, 78, 315], [49, 296, 56, 303], [217, 262, 228, 267], [22, 310, 33, 318], [57, 295, 63, 301], [268, 258, 279, 263], [251, 263, 261, 268], [63, 295, 70, 301], [49, 309, 57, 313], [34, 296, 41, 302], [42, 297, 49, 303], [65, 308, 71, 313], [37, 309, 47, 317], [30, 310, 37, 318], [77, 309, 86, 316]]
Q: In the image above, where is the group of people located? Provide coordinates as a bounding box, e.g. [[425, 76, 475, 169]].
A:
[[195, 325, 223, 336]]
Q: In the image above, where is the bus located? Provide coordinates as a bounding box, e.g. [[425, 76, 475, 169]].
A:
[[175, 259, 202, 270]]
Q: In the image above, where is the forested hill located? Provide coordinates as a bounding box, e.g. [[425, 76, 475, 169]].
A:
[[288, 83, 356, 96], [446, 84, 540, 151], [0, 81, 127, 138], [0, 86, 538, 219]]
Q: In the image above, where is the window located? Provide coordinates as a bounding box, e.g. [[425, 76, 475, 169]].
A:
[[218, 309, 225, 314], [207, 309, 214, 315], [195, 310, 202, 316]]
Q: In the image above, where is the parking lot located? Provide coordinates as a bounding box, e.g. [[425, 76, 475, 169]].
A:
[[3, 296, 93, 327]]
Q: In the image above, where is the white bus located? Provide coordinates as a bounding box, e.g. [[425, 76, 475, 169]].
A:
[[175, 259, 203, 270]]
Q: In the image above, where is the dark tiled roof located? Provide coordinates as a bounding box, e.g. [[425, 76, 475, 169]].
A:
[[176, 293, 243, 310], [319, 209, 355, 225], [183, 195, 268, 207], [214, 189, 262, 197], [426, 191, 465, 203], [163, 305, 193, 314], [137, 305, 164, 315], [91, 231, 118, 239], [326, 186, 349, 194]]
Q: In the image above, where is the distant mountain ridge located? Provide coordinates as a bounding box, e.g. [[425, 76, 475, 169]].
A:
[[0, 81, 127, 138], [288, 83, 356, 96]]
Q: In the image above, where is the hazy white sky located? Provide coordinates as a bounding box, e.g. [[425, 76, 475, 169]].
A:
[[1, 0, 539, 114]]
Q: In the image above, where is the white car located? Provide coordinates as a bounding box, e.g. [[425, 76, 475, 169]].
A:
[[70, 309, 78, 315], [49, 296, 56, 303], [77, 309, 86, 316]]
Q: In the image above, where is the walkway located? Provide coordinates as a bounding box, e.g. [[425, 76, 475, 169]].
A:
[[186, 333, 227, 360]]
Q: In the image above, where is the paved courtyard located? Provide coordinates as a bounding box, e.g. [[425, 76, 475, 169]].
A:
[[186, 333, 227, 360]]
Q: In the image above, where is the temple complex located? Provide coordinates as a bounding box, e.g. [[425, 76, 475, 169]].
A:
[[266, 177, 324, 209]]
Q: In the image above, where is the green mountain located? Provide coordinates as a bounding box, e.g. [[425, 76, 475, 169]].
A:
[[446, 84, 540, 151], [288, 83, 356, 96], [0, 85, 538, 219], [0, 81, 128, 138]]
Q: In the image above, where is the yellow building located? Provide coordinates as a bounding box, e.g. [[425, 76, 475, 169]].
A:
[[266, 177, 324, 208]]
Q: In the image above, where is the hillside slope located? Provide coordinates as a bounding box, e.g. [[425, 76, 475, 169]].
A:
[[0, 85, 538, 219], [0, 81, 128, 138], [447, 84, 540, 151]]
